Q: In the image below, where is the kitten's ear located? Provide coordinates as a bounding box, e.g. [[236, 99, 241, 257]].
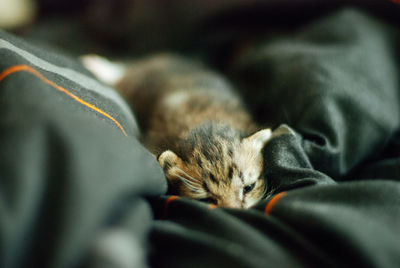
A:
[[158, 150, 185, 191], [158, 150, 182, 172], [243, 129, 272, 152]]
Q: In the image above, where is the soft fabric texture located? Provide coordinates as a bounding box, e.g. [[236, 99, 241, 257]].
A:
[[0, 30, 166, 268], [1, 1, 400, 268]]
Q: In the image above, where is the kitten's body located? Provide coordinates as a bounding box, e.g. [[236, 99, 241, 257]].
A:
[[116, 55, 256, 154], [83, 54, 273, 209]]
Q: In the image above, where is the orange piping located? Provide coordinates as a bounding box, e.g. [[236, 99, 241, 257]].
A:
[[163, 195, 179, 219], [0, 65, 128, 136], [265, 192, 286, 214]]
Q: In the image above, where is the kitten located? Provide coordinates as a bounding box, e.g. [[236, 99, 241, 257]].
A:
[[82, 54, 273, 209]]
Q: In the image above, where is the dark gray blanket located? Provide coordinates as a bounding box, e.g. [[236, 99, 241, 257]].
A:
[[1, 2, 400, 268]]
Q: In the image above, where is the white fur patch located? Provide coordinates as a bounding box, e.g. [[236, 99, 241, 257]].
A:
[[81, 54, 126, 85], [164, 91, 190, 107]]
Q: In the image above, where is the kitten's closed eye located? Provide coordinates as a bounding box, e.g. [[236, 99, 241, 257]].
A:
[[243, 183, 256, 194]]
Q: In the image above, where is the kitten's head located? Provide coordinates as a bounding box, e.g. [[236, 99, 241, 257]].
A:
[[158, 123, 272, 209]]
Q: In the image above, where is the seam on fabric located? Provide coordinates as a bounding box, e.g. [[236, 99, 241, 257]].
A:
[[0, 38, 137, 134], [265, 192, 287, 214], [0, 64, 128, 136]]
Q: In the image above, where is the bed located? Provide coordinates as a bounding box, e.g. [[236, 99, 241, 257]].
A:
[[1, 1, 399, 267]]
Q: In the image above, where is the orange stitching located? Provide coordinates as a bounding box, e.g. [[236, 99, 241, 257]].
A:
[[0, 65, 128, 136], [165, 195, 179, 206], [163, 195, 179, 219], [208, 204, 217, 209], [265, 192, 286, 214]]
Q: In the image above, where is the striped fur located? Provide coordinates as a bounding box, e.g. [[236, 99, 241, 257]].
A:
[[115, 54, 272, 208]]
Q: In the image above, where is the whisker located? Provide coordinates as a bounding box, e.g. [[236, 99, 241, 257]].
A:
[[173, 167, 209, 199], [176, 174, 204, 192], [175, 167, 203, 186], [177, 175, 201, 190], [178, 169, 201, 183]]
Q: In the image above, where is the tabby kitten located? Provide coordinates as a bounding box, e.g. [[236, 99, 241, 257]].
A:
[[83, 54, 273, 209]]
